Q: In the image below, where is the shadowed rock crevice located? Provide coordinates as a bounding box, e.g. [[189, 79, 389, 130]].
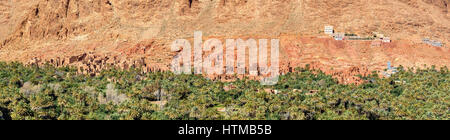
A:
[[189, 0, 193, 8]]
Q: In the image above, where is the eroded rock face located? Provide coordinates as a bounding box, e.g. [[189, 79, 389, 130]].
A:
[[23, 36, 450, 85], [1, 0, 448, 46], [1, 0, 450, 84]]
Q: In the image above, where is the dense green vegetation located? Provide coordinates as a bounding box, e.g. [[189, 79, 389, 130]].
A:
[[0, 62, 448, 120]]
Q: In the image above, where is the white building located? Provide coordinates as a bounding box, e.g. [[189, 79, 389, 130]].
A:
[[333, 33, 344, 40], [423, 38, 442, 47], [373, 32, 384, 38], [382, 37, 391, 43], [430, 41, 442, 47], [324, 26, 334, 35]]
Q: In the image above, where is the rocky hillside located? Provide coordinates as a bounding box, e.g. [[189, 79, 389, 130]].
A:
[[0, 0, 448, 83]]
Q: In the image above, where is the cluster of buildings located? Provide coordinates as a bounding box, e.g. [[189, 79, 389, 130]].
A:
[[324, 26, 445, 48], [324, 26, 344, 40], [323, 25, 449, 48], [323, 26, 391, 43], [383, 61, 398, 77], [373, 32, 391, 43]]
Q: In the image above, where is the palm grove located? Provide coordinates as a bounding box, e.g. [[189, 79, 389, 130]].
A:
[[0, 62, 448, 120]]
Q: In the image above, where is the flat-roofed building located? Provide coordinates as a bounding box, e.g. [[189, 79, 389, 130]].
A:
[[374, 32, 384, 38], [324, 26, 334, 35], [430, 41, 442, 47], [333, 33, 344, 40], [423, 38, 442, 47], [382, 37, 391, 43]]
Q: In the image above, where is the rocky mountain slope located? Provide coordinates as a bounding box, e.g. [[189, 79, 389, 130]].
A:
[[0, 0, 449, 83]]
